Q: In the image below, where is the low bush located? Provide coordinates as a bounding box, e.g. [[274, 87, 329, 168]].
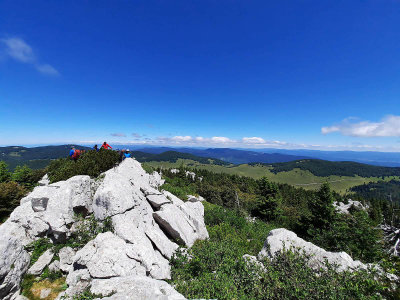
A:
[[47, 149, 120, 182], [0, 181, 27, 220], [24, 238, 53, 267], [170, 202, 396, 300]]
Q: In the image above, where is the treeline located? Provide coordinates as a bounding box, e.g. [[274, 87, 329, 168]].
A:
[[349, 180, 400, 227], [133, 150, 229, 165], [160, 166, 390, 264], [263, 159, 400, 177], [0, 162, 46, 221], [350, 180, 400, 203]]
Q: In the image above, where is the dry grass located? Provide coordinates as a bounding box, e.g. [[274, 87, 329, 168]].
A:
[[28, 277, 66, 300]]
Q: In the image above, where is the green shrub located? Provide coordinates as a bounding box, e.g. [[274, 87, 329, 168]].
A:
[[0, 181, 27, 220], [47, 149, 120, 182], [40, 266, 63, 281], [170, 203, 395, 300], [24, 238, 53, 267], [0, 161, 11, 182]]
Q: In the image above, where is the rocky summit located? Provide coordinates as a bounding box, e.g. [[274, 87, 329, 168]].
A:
[[0, 158, 208, 300]]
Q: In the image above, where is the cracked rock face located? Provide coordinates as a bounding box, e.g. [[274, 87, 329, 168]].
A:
[[0, 158, 208, 300]]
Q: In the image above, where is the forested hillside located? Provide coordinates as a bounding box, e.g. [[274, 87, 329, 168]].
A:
[[267, 159, 400, 177], [132, 150, 229, 165], [350, 180, 400, 204], [0, 145, 91, 170]]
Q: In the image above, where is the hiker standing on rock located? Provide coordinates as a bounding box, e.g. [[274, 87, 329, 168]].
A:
[[101, 141, 112, 150]]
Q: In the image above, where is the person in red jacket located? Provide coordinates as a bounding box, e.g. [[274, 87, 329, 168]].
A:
[[101, 142, 112, 150]]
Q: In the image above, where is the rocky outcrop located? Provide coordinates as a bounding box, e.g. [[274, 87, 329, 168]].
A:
[[0, 158, 208, 300], [334, 199, 368, 214], [90, 276, 185, 299], [258, 228, 366, 272]]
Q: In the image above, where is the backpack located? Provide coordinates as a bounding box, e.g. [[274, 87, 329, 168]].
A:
[[72, 149, 81, 159]]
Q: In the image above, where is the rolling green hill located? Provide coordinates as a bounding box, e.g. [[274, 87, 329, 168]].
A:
[[143, 159, 400, 194]]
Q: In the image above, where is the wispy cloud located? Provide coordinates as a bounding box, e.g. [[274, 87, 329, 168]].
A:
[[1, 37, 59, 76], [132, 132, 142, 138], [322, 115, 400, 137], [111, 133, 126, 137]]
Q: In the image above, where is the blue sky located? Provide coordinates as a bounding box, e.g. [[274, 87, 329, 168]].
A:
[[1, 0, 400, 151]]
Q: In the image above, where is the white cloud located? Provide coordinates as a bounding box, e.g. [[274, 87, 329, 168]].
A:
[[171, 136, 193, 142], [1, 37, 59, 76], [36, 64, 59, 76], [1, 37, 35, 62], [132, 133, 142, 138], [211, 136, 235, 143], [322, 115, 400, 137], [111, 133, 126, 137], [242, 137, 266, 144]]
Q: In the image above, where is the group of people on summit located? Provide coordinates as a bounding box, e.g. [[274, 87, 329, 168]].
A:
[[69, 141, 132, 162]]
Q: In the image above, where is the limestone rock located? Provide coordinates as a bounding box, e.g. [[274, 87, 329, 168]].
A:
[[28, 249, 54, 275], [258, 228, 365, 272], [59, 247, 75, 272], [90, 276, 186, 300], [153, 204, 199, 247], [145, 226, 179, 259], [179, 201, 208, 241], [92, 172, 143, 220], [0, 158, 208, 300], [334, 199, 368, 214], [162, 191, 185, 206], [187, 195, 205, 202], [40, 288, 51, 299], [146, 194, 171, 209], [70, 232, 147, 279], [111, 209, 173, 279], [48, 260, 60, 273], [31, 197, 49, 212], [0, 223, 30, 300], [38, 174, 50, 186]]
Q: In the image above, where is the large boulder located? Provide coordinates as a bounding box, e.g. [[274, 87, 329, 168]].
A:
[[258, 228, 365, 272], [0, 223, 30, 300], [90, 276, 186, 300], [69, 232, 147, 279]]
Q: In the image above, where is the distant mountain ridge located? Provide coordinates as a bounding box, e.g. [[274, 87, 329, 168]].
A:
[[134, 146, 400, 167], [135, 147, 312, 164]]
